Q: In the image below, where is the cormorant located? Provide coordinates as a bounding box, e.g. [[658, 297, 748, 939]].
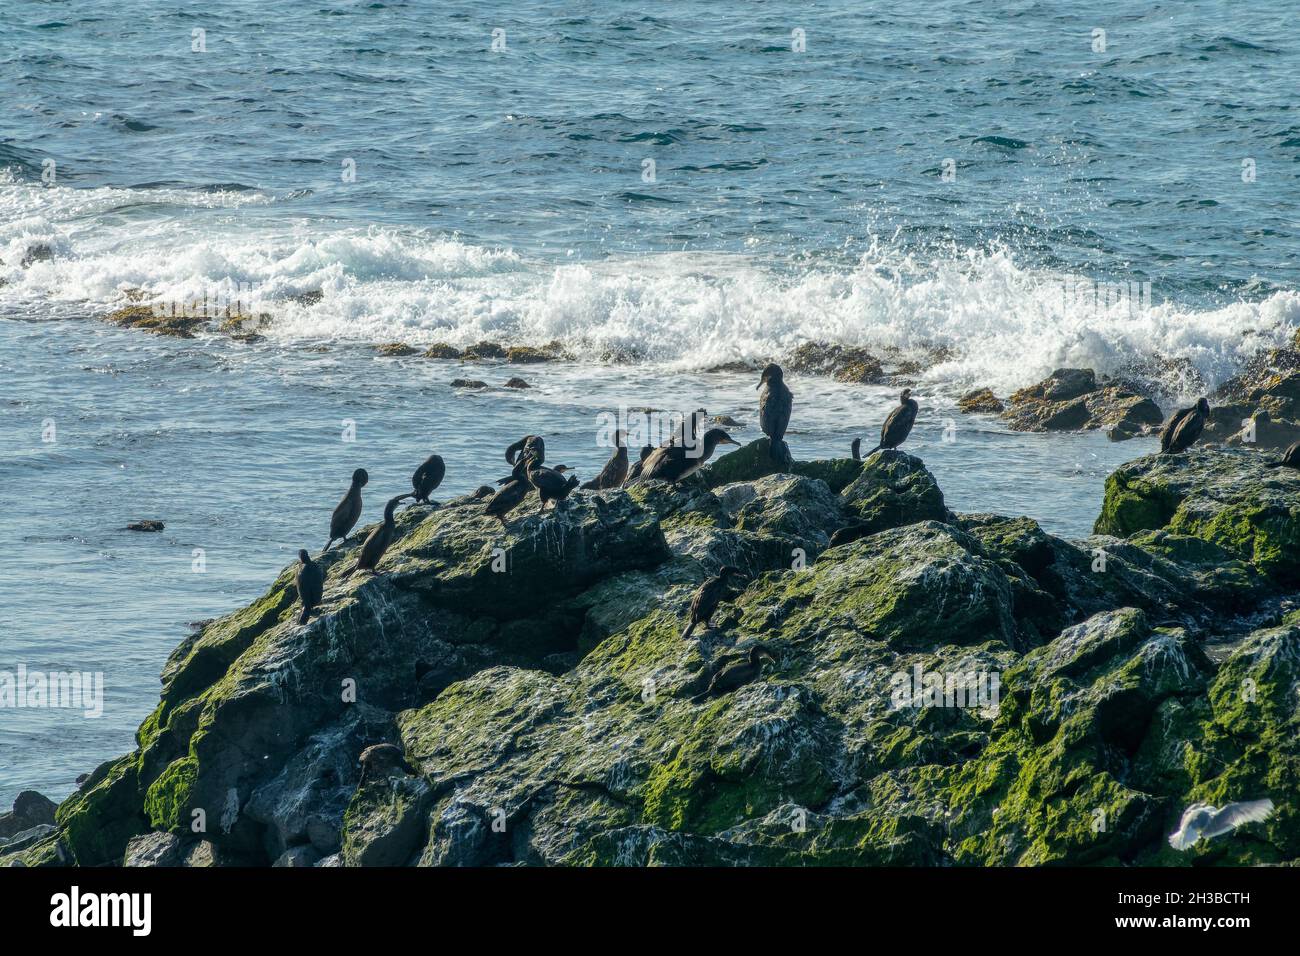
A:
[[622, 444, 655, 485], [628, 428, 740, 485], [404, 453, 445, 504], [485, 460, 534, 524], [529, 464, 578, 511], [505, 435, 545, 467], [581, 431, 629, 490], [1160, 397, 1210, 455], [757, 363, 793, 466], [1168, 799, 1273, 850], [352, 494, 404, 574], [326, 468, 368, 550], [694, 644, 777, 700], [295, 549, 324, 624], [851, 437, 862, 461], [1266, 441, 1300, 469], [681, 566, 743, 639], [864, 389, 918, 456], [357, 743, 418, 787], [497, 436, 547, 484]]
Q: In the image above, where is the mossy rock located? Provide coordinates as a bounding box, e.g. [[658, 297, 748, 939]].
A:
[[463, 341, 506, 360], [1095, 451, 1300, 584], [422, 343, 462, 359]]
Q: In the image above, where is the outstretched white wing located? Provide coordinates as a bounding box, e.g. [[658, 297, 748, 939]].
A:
[[1203, 799, 1274, 840]]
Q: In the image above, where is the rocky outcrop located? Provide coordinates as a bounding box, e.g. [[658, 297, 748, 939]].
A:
[[1001, 368, 1164, 440], [957, 388, 1004, 414], [6, 441, 1298, 868], [0, 791, 58, 854], [785, 343, 885, 385], [1094, 449, 1300, 586]]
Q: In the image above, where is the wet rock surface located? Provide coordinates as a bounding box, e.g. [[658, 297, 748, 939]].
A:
[[1001, 368, 1164, 438], [7, 440, 1298, 867]]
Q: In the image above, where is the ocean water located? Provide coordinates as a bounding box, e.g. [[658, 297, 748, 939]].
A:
[[2, 0, 1299, 804]]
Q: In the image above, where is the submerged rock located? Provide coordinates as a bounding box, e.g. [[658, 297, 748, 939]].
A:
[[12, 444, 1299, 868], [19, 243, 54, 268]]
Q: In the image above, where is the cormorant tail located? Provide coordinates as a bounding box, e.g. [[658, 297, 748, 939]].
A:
[[1265, 461, 1284, 468], [680, 620, 697, 641]]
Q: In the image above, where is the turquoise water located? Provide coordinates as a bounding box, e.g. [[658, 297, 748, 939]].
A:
[[2, 1, 1298, 803]]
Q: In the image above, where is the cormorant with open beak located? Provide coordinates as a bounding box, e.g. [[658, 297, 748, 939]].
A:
[[628, 428, 740, 485]]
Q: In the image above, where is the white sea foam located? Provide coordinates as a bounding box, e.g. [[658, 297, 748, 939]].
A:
[[3, 179, 1297, 397]]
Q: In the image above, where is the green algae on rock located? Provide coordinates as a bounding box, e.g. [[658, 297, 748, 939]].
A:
[[10, 445, 1300, 868], [1095, 450, 1300, 585]]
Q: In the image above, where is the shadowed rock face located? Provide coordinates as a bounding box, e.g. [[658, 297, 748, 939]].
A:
[[9, 441, 1300, 868]]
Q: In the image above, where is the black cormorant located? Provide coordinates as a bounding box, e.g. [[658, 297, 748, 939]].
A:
[[352, 494, 404, 574], [864, 389, 919, 456], [628, 428, 740, 485], [485, 460, 535, 524], [757, 363, 793, 466], [295, 549, 324, 624], [681, 566, 743, 639], [1160, 398, 1210, 455], [695, 644, 777, 699], [581, 431, 629, 490], [505, 435, 545, 467], [405, 453, 445, 504], [528, 464, 578, 511], [326, 468, 369, 550], [622, 444, 655, 485]]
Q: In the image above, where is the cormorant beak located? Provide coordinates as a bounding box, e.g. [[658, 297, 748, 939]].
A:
[[724, 437, 740, 445]]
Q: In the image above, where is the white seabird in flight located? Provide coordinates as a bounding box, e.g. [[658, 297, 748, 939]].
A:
[[1168, 799, 1274, 850]]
